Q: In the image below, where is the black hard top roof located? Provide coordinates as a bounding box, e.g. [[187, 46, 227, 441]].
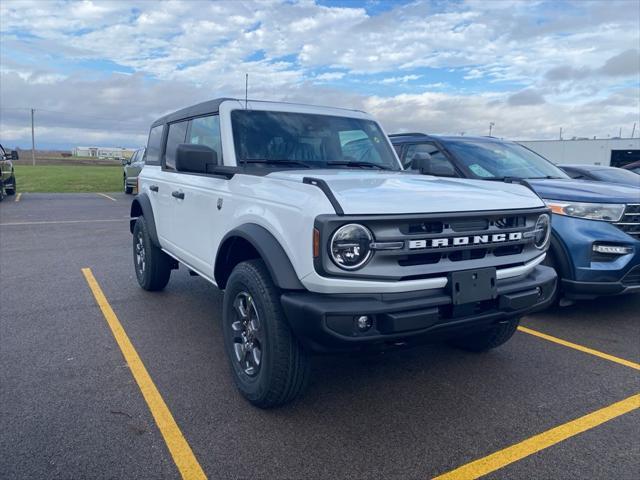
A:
[[151, 98, 234, 128], [151, 97, 367, 129]]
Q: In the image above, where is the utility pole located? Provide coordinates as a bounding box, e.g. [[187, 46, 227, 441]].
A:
[[618, 127, 622, 138], [31, 108, 36, 166], [489, 122, 495, 136], [559, 127, 563, 140]]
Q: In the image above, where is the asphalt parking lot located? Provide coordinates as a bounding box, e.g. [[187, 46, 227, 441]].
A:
[[1, 193, 638, 480]]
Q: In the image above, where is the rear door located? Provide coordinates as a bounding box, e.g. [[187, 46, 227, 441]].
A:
[[140, 123, 182, 247]]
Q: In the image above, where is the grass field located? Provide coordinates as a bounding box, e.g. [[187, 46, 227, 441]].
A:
[[14, 165, 123, 193]]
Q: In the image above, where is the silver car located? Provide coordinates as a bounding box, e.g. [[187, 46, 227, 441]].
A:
[[123, 147, 145, 194]]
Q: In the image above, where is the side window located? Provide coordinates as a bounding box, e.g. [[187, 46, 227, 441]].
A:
[[164, 121, 189, 170], [138, 148, 146, 164], [404, 142, 457, 176], [145, 125, 164, 165], [188, 115, 222, 163]]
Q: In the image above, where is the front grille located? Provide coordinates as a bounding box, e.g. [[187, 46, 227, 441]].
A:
[[315, 208, 548, 280], [622, 266, 640, 286], [614, 204, 640, 238]]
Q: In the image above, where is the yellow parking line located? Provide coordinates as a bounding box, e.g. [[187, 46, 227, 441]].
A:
[[97, 193, 117, 201], [518, 326, 640, 371], [81, 268, 206, 480], [15, 192, 22, 202], [432, 393, 640, 480]]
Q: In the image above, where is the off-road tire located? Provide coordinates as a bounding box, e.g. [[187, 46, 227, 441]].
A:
[[448, 317, 520, 352], [222, 259, 311, 408], [0, 181, 5, 202], [132, 216, 172, 291], [124, 176, 133, 194], [4, 175, 16, 195]]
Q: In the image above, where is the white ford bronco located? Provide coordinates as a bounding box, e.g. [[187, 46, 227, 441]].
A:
[[130, 98, 557, 408]]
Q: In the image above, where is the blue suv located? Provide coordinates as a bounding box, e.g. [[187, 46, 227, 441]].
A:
[[389, 133, 640, 302]]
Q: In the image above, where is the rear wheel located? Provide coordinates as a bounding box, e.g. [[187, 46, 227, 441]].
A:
[[132, 216, 172, 291], [222, 259, 311, 408], [4, 175, 16, 195], [448, 317, 520, 352], [0, 181, 5, 202]]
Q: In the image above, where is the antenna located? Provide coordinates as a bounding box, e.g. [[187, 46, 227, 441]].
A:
[[245, 73, 248, 109]]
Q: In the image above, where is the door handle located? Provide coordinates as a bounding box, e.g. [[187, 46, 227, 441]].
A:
[[172, 190, 185, 200], [149, 185, 159, 192]]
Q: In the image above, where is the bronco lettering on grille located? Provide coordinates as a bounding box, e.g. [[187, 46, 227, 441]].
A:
[[409, 232, 523, 250]]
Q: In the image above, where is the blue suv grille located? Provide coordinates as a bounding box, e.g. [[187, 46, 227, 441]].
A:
[[614, 204, 640, 239]]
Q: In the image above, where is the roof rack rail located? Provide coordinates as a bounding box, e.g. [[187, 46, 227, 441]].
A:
[[388, 132, 428, 137]]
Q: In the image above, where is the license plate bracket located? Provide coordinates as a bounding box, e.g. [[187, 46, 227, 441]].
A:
[[448, 267, 497, 305]]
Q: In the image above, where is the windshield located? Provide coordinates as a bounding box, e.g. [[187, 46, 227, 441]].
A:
[[231, 110, 400, 170], [444, 140, 569, 180], [594, 168, 640, 185]]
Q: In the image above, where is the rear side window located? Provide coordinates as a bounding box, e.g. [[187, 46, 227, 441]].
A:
[[188, 115, 222, 163], [145, 125, 164, 165], [164, 121, 189, 170]]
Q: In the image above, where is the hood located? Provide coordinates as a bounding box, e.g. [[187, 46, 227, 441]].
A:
[[268, 170, 544, 215], [528, 179, 640, 203]]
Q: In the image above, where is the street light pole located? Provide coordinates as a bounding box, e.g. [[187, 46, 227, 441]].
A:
[[489, 122, 495, 136], [31, 108, 36, 166]]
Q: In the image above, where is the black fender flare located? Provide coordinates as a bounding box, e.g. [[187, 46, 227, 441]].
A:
[[215, 224, 304, 290], [129, 193, 159, 246], [547, 231, 573, 281]]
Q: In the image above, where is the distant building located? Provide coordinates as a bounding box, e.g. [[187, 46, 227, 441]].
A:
[[518, 138, 640, 167], [73, 146, 136, 160]]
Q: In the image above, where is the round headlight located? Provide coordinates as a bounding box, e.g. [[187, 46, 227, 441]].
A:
[[330, 224, 373, 270], [534, 214, 551, 249]]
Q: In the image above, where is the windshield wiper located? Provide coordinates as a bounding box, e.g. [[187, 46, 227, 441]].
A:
[[484, 176, 522, 182], [243, 159, 312, 168], [526, 176, 564, 180], [326, 161, 391, 170]]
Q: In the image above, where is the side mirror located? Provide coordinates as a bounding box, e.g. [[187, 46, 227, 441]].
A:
[[10, 150, 19, 160], [410, 152, 432, 173], [121, 158, 130, 166], [175, 144, 218, 174]]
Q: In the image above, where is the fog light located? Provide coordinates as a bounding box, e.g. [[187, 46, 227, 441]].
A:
[[592, 244, 633, 255], [356, 315, 372, 332]]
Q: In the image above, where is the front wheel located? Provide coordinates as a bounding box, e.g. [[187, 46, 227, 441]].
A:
[[132, 217, 172, 291], [448, 318, 520, 352], [222, 259, 310, 408]]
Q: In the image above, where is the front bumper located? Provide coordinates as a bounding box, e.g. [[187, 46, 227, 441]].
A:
[[551, 214, 640, 299], [281, 265, 557, 352]]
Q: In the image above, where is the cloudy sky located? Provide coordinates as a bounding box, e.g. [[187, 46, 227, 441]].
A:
[[1, 0, 639, 149]]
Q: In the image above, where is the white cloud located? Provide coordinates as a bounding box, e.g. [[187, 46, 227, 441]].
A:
[[380, 75, 421, 84], [315, 72, 346, 81], [0, 0, 638, 148]]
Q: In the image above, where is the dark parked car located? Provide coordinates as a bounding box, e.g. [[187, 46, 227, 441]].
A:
[[558, 164, 640, 188], [390, 133, 640, 304], [123, 147, 145, 194], [0, 143, 18, 201]]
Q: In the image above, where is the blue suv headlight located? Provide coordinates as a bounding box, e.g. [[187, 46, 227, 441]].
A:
[[543, 200, 625, 222]]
